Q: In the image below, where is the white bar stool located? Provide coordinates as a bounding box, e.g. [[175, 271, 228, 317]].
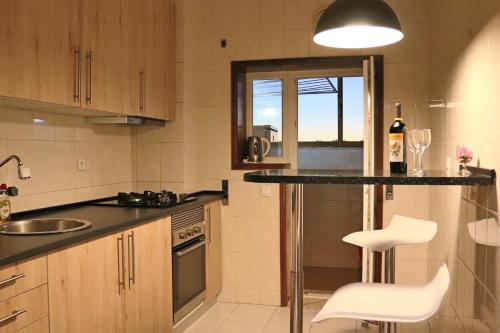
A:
[[341, 215, 437, 332], [312, 264, 450, 329], [343, 215, 437, 283]]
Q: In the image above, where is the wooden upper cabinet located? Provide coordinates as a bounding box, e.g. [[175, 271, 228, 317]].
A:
[[138, 0, 175, 120], [82, 0, 135, 115], [0, 0, 175, 119], [0, 0, 81, 106]]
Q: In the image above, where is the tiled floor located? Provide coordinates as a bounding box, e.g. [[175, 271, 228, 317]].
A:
[[183, 299, 432, 333]]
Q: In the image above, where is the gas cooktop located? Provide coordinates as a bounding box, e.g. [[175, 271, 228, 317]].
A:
[[92, 191, 197, 208]]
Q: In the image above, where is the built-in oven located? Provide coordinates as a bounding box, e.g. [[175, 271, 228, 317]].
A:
[[172, 206, 206, 325]]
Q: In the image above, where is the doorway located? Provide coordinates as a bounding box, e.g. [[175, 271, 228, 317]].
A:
[[291, 72, 365, 293], [230, 56, 384, 305]]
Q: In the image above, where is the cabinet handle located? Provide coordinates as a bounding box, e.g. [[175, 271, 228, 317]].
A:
[[86, 51, 93, 104], [0, 273, 25, 287], [139, 71, 145, 113], [117, 235, 125, 294], [73, 48, 81, 102], [207, 207, 211, 244], [0, 309, 26, 325], [127, 231, 135, 289]]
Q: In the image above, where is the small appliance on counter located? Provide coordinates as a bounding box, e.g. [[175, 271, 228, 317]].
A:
[[246, 136, 271, 162], [92, 190, 197, 208]]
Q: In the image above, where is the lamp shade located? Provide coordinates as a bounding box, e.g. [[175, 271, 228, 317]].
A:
[[313, 0, 404, 49]]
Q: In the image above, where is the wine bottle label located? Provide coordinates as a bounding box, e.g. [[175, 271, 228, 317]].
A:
[[389, 133, 404, 162]]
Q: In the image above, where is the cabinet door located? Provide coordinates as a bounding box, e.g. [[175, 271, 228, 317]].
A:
[[0, 0, 81, 106], [205, 201, 222, 301], [48, 233, 125, 333], [143, 0, 175, 120], [124, 217, 173, 333], [82, 0, 135, 114]]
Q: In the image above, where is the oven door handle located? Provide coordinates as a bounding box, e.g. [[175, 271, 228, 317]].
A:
[[174, 240, 206, 257]]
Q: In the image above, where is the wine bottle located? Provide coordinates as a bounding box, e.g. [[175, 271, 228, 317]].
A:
[[389, 103, 407, 173]]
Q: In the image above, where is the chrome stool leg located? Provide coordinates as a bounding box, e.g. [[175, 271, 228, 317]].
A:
[[379, 248, 397, 333]]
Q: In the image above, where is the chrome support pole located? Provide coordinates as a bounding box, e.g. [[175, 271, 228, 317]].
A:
[[379, 248, 397, 333], [290, 184, 304, 333], [384, 248, 395, 284]]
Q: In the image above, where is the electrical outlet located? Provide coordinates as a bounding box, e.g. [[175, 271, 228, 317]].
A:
[[77, 158, 86, 171]]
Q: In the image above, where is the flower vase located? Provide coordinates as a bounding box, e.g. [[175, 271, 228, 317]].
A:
[[459, 162, 472, 176]]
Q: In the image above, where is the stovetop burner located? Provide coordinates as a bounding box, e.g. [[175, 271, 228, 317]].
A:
[[93, 191, 196, 208]]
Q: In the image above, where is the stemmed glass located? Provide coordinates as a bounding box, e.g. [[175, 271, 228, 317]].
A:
[[407, 136, 418, 174], [409, 129, 432, 176]]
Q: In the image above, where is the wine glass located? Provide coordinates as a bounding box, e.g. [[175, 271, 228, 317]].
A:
[[407, 135, 418, 174], [409, 129, 432, 175]]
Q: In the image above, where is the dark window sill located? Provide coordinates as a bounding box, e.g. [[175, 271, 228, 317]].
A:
[[232, 162, 292, 170]]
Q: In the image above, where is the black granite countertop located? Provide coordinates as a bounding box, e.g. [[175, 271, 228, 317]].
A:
[[0, 192, 222, 267], [243, 168, 495, 185]]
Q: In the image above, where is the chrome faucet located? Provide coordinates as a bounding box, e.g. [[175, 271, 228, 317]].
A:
[[0, 155, 31, 180]]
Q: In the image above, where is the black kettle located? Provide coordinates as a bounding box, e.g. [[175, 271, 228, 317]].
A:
[[247, 136, 271, 162]]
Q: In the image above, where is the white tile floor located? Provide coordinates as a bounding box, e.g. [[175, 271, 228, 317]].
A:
[[183, 299, 432, 333]]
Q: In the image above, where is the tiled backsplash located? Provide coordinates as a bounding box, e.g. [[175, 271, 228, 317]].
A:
[[0, 108, 135, 212], [428, 0, 500, 331]]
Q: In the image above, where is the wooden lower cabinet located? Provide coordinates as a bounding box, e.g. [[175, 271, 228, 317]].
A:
[[48, 217, 173, 333], [205, 201, 222, 301], [0, 285, 49, 333], [124, 218, 172, 333], [16, 317, 49, 333], [48, 232, 125, 333], [0, 255, 47, 303]]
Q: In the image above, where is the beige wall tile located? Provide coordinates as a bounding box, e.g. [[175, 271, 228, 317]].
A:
[[160, 143, 184, 182], [260, 30, 284, 59], [259, 0, 284, 31], [136, 143, 161, 182], [284, 30, 310, 58], [32, 112, 56, 141], [236, 0, 260, 33]]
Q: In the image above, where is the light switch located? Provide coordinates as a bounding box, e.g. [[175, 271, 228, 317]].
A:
[[260, 185, 272, 197]]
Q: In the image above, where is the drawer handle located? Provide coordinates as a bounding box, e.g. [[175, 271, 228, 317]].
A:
[[0, 273, 25, 287], [0, 309, 26, 325]]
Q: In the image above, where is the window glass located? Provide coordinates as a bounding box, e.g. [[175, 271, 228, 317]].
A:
[[297, 77, 338, 143], [342, 76, 364, 142], [252, 79, 283, 157]]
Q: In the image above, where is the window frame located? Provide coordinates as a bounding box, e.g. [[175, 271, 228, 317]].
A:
[[230, 56, 384, 170], [246, 71, 288, 163]]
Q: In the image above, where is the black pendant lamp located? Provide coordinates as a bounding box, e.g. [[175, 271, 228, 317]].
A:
[[313, 0, 403, 49]]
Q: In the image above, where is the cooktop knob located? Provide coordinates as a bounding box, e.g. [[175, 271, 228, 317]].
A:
[[179, 232, 186, 239], [193, 227, 201, 233], [186, 229, 194, 236]]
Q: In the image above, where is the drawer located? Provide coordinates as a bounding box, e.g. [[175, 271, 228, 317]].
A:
[[0, 285, 48, 332], [0, 255, 47, 302], [15, 317, 49, 333]]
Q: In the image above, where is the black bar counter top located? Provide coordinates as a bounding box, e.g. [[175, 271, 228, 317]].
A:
[[0, 192, 222, 267], [243, 168, 495, 186]]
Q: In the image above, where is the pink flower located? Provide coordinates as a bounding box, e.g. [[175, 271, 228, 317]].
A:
[[456, 145, 473, 163]]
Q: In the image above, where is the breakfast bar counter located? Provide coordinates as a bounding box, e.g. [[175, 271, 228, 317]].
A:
[[243, 168, 495, 333]]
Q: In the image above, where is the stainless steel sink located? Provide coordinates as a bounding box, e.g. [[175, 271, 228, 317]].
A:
[[0, 218, 92, 235]]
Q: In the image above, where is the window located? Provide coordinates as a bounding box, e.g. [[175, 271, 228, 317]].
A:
[[231, 56, 383, 170], [298, 77, 339, 143], [297, 76, 363, 147], [250, 79, 284, 158]]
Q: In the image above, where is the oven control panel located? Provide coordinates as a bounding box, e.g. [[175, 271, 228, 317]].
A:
[[172, 221, 205, 247]]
